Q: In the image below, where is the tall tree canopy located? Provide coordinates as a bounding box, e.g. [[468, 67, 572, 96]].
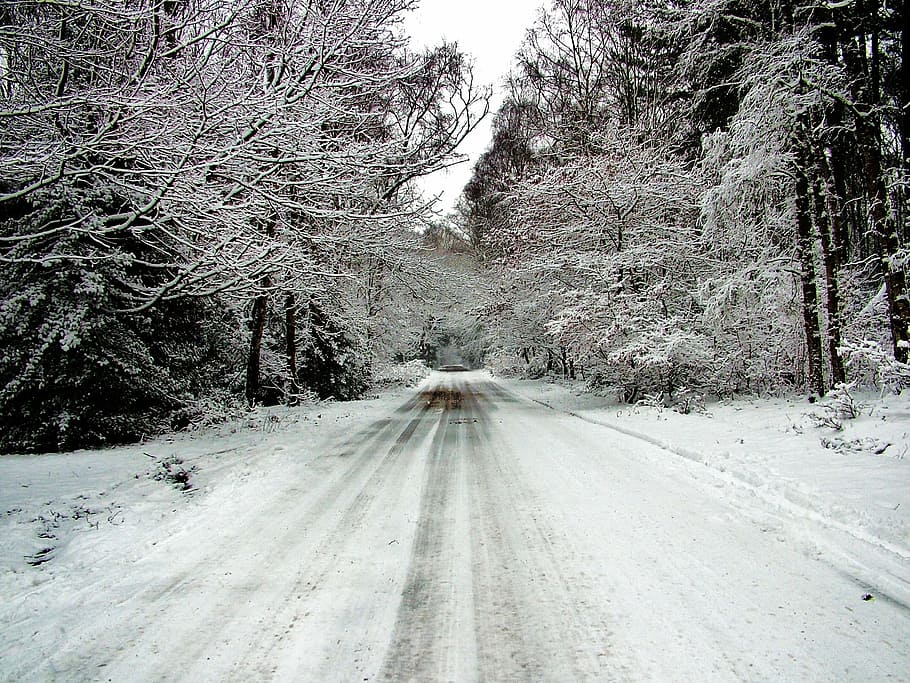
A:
[[464, 0, 909, 402], [0, 0, 489, 451]]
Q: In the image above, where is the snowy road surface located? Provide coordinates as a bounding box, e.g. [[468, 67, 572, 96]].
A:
[[2, 371, 909, 680]]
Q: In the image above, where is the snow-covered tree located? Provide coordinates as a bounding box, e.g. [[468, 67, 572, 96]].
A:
[[466, 0, 907, 402], [0, 0, 489, 449]]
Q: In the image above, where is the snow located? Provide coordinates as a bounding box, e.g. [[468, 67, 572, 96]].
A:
[[508, 379, 909, 550], [0, 390, 415, 677], [1, 373, 909, 680]]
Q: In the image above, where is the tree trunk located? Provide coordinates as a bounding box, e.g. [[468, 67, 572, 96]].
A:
[[878, 197, 910, 364], [285, 293, 300, 403], [903, 1, 910, 175], [899, 0, 910, 248], [244, 219, 276, 405], [795, 158, 826, 396], [842, 0, 910, 361], [858, 108, 910, 362], [811, 166, 846, 386], [364, 257, 384, 348], [245, 287, 270, 406]]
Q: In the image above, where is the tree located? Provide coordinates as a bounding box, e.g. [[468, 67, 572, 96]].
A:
[[466, 0, 906, 399], [0, 0, 490, 448]]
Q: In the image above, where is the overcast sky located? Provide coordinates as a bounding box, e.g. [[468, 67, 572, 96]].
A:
[[402, 0, 542, 218]]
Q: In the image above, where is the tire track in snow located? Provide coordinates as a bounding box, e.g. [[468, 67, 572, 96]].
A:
[[378, 377, 476, 681], [465, 385, 625, 681], [259, 404, 447, 681], [376, 375, 624, 681], [58, 402, 435, 681], [195, 401, 440, 680]]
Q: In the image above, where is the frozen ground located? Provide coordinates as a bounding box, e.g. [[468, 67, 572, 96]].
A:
[[1, 371, 908, 681]]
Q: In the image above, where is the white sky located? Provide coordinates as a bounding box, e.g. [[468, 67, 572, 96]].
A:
[[402, 0, 543, 218]]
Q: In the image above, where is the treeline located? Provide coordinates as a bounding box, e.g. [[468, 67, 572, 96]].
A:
[[0, 0, 488, 452], [461, 0, 909, 402]]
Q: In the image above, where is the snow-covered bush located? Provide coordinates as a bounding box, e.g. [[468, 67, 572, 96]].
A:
[[820, 436, 893, 457], [297, 301, 371, 402], [0, 209, 244, 453], [636, 392, 667, 411], [634, 387, 707, 416], [485, 347, 547, 379], [826, 383, 864, 420], [170, 390, 249, 433], [371, 360, 430, 388], [671, 387, 707, 415], [840, 340, 910, 394], [807, 383, 865, 431]]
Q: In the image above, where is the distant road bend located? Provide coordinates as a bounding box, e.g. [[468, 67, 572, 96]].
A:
[[31, 371, 910, 680]]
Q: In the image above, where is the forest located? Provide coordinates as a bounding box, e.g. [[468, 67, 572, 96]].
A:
[[462, 0, 910, 404], [1, 0, 908, 453]]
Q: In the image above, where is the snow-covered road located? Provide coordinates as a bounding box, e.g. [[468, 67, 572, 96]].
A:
[[2, 370, 909, 681]]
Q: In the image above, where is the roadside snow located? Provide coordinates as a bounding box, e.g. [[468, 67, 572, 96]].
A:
[[499, 376, 910, 608], [0, 388, 412, 608]]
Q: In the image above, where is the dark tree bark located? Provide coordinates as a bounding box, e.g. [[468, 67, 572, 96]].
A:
[[245, 287, 270, 406], [244, 219, 276, 405], [875, 189, 910, 363], [841, 0, 910, 362], [285, 293, 300, 403], [902, 0, 910, 173], [811, 165, 846, 386], [795, 153, 826, 396], [858, 90, 910, 364]]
